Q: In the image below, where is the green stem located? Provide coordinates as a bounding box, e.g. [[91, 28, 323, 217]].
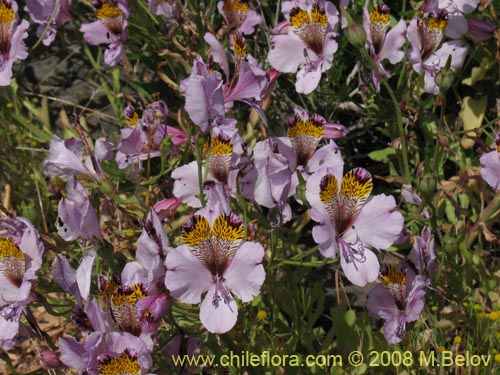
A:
[[380, 78, 410, 183], [360, 48, 410, 182], [466, 189, 500, 248], [273, 259, 338, 267]]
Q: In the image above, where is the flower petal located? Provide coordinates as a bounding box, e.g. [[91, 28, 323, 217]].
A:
[[224, 242, 265, 302], [165, 246, 212, 304], [199, 284, 238, 334]]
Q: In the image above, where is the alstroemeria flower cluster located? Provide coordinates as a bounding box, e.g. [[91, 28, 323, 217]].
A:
[[165, 206, 265, 334], [306, 165, 404, 286], [80, 0, 129, 67], [0, 217, 44, 349], [268, 0, 341, 94], [0, 0, 29, 86]]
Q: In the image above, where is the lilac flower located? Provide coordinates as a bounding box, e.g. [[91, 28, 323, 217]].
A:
[[25, 0, 74, 46], [268, 0, 340, 94], [479, 133, 500, 191], [43, 135, 113, 179], [274, 109, 345, 200], [80, 0, 129, 67], [0, 217, 44, 349], [218, 0, 262, 35], [306, 166, 404, 286], [59, 331, 152, 375], [0, 0, 29, 86], [241, 138, 293, 223], [163, 333, 202, 374], [408, 226, 436, 279], [421, 0, 480, 39], [116, 101, 187, 171], [172, 125, 246, 207], [121, 210, 169, 292], [52, 247, 97, 306], [165, 207, 266, 334], [366, 263, 427, 344], [362, 3, 406, 91], [466, 18, 496, 42], [407, 10, 468, 94], [56, 175, 104, 242], [96, 273, 168, 350], [401, 184, 423, 205], [180, 56, 227, 131], [148, 0, 180, 25], [204, 32, 269, 123]]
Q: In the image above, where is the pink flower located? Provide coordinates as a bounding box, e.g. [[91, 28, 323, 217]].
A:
[[421, 0, 480, 39], [480, 133, 500, 191], [56, 175, 104, 242], [0, 217, 44, 349], [240, 138, 293, 223], [363, 4, 406, 91], [165, 207, 265, 334], [43, 135, 113, 179], [306, 166, 404, 286], [407, 11, 467, 94], [268, 0, 340, 94], [172, 125, 246, 207], [0, 0, 29, 86], [217, 0, 262, 35], [25, 0, 74, 46], [366, 264, 427, 343], [116, 102, 187, 171], [80, 0, 129, 66]]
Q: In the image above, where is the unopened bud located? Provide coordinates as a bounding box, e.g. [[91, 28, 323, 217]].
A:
[[346, 24, 367, 48], [435, 68, 454, 91], [40, 348, 63, 370]]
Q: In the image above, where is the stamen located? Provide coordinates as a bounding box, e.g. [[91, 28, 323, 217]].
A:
[[212, 275, 233, 312]]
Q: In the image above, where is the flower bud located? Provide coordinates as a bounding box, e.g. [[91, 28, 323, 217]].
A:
[[435, 68, 454, 91], [40, 348, 63, 370], [346, 24, 367, 48]]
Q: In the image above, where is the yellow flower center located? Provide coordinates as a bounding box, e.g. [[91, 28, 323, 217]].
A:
[[341, 170, 373, 201], [99, 352, 141, 375], [95, 2, 123, 20], [126, 111, 139, 127], [369, 8, 389, 26], [232, 33, 247, 60], [182, 216, 212, 247], [289, 8, 311, 28], [319, 175, 338, 205], [380, 265, 406, 287], [0, 237, 24, 261], [428, 15, 448, 31], [0, 2, 14, 24], [288, 118, 325, 139], [210, 135, 233, 156]]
